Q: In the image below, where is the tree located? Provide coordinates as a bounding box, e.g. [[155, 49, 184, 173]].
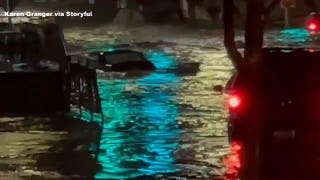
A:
[[223, 0, 264, 179], [223, 0, 264, 71]]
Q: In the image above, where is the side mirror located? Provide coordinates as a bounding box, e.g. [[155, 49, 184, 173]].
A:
[[213, 85, 224, 93]]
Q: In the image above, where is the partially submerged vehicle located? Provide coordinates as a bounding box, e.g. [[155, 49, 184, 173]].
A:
[[89, 49, 156, 72], [88, 49, 156, 77], [218, 0, 320, 145], [222, 47, 320, 178], [218, 0, 320, 178], [88, 48, 202, 77], [224, 48, 320, 141]]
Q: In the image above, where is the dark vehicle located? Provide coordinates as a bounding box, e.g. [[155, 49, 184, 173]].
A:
[[220, 0, 320, 179], [224, 48, 320, 179], [224, 48, 320, 144], [306, 12, 320, 35], [89, 49, 156, 72]]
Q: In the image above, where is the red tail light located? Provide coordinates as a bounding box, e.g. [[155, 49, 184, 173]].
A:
[[307, 19, 320, 32], [228, 94, 241, 109], [308, 23, 317, 30]]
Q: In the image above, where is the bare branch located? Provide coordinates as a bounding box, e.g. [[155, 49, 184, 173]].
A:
[[222, 0, 244, 71], [304, 0, 318, 12], [244, 0, 264, 62], [264, 0, 281, 16]]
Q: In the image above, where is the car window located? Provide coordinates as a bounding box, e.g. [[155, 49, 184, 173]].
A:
[[105, 51, 145, 64]]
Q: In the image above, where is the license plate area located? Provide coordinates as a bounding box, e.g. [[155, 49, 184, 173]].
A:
[[273, 130, 295, 139]]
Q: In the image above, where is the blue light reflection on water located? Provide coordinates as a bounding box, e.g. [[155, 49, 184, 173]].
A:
[[145, 51, 178, 70], [277, 28, 310, 45], [92, 50, 182, 179]]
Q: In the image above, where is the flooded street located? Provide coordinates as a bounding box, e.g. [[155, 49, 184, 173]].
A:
[[76, 26, 234, 179], [0, 25, 312, 179], [92, 48, 231, 179]]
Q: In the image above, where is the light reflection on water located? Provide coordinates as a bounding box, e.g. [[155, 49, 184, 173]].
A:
[[266, 28, 313, 48], [0, 45, 233, 178], [3, 27, 302, 178], [94, 51, 183, 179], [72, 42, 233, 179]]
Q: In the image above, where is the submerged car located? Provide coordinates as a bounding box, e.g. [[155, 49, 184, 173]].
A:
[[222, 48, 320, 179], [89, 49, 156, 72], [224, 48, 320, 143]]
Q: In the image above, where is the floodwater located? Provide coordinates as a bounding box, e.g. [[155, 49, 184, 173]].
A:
[[0, 25, 312, 179], [70, 25, 234, 179]]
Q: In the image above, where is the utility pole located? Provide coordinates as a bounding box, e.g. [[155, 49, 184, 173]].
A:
[[280, 0, 295, 29], [113, 0, 145, 26], [188, 0, 196, 19], [180, 0, 189, 18], [117, 0, 127, 9], [88, 0, 95, 5], [284, 7, 290, 28]]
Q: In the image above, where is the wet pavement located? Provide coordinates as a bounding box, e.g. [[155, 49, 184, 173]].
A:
[[0, 25, 315, 179]]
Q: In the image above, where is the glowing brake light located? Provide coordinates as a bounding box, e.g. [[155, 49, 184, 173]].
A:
[[308, 23, 317, 31], [228, 94, 241, 109], [307, 18, 320, 32]]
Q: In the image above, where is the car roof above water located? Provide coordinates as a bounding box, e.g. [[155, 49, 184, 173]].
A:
[[89, 49, 146, 63], [90, 49, 144, 55]]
